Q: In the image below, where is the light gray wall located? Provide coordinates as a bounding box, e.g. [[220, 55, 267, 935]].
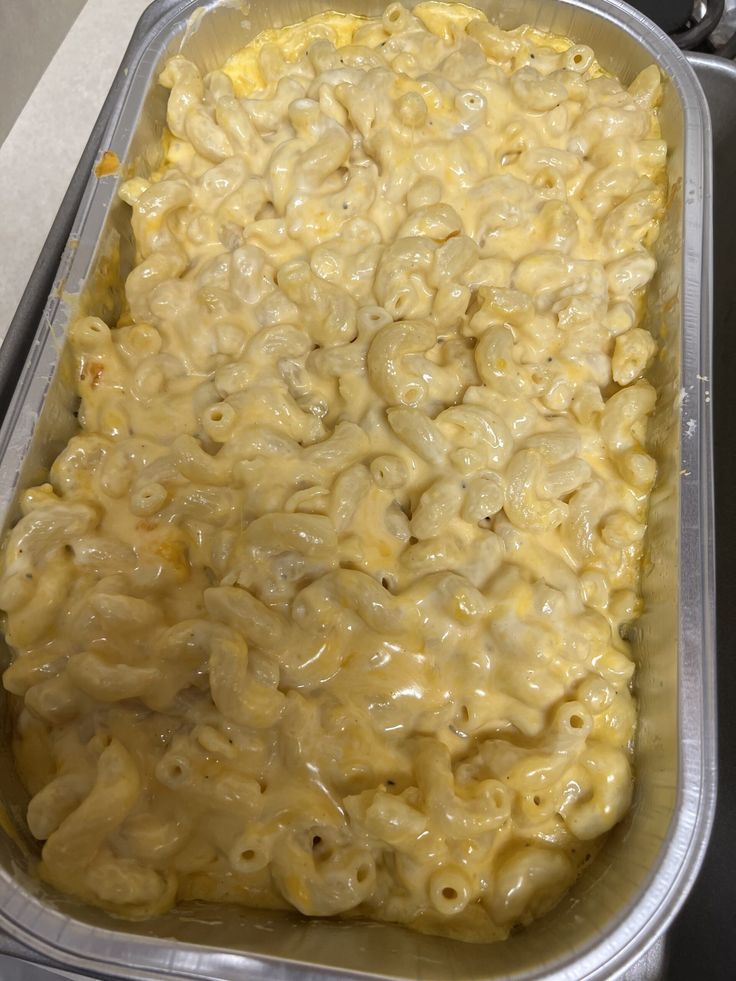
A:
[[0, 0, 88, 146]]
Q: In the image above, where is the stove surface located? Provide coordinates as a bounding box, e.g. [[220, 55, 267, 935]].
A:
[[628, 0, 693, 33], [629, 0, 736, 53]]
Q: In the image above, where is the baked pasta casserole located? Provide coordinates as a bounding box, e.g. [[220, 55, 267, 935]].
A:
[[0, 1, 667, 942]]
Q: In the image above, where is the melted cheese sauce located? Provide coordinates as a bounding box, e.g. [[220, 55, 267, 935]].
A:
[[0, 1, 666, 942]]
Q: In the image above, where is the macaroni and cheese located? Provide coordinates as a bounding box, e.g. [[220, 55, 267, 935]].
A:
[[0, 1, 666, 942]]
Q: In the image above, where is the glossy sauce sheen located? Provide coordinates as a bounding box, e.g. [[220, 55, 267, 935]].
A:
[[0, 2, 667, 941]]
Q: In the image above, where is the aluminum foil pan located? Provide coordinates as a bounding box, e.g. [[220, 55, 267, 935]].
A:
[[0, 1, 716, 979]]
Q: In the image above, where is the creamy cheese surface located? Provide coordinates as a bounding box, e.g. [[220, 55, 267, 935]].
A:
[[0, 2, 666, 941]]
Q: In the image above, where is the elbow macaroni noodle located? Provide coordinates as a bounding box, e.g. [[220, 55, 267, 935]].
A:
[[0, 1, 666, 941]]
